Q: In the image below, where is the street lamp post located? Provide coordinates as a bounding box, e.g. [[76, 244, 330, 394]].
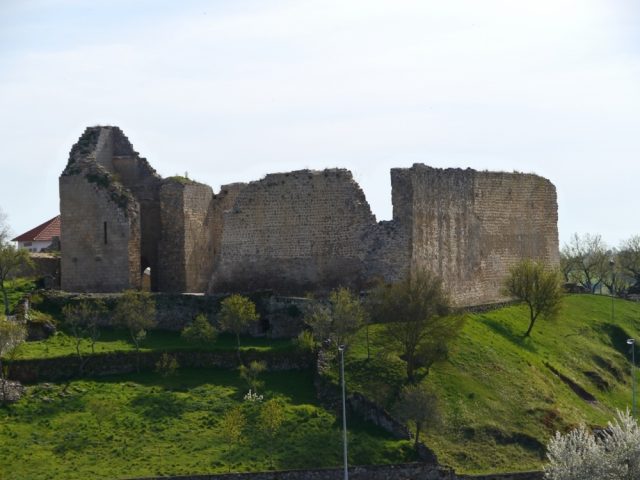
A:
[[628, 338, 636, 418], [338, 345, 348, 480], [610, 259, 615, 322]]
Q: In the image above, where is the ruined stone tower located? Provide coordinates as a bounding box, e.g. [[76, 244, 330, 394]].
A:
[[59, 126, 559, 306]]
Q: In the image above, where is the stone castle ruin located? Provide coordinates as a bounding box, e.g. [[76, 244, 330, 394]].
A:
[[59, 126, 559, 306]]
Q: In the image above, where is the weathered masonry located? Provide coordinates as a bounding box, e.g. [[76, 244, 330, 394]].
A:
[[59, 126, 559, 306]]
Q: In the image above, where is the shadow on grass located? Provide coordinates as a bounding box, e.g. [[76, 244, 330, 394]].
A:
[[89, 368, 318, 405], [345, 356, 405, 409], [480, 318, 538, 353], [130, 391, 189, 419], [603, 323, 638, 359]]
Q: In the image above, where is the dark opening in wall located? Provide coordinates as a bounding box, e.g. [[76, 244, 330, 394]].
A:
[[103, 222, 108, 245]]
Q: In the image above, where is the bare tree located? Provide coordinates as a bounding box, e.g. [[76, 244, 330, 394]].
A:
[[562, 233, 609, 293], [618, 235, 640, 291], [62, 300, 107, 375], [0, 207, 10, 245]]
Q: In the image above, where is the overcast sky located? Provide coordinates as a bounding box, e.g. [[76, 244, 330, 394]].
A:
[[1, 0, 638, 247]]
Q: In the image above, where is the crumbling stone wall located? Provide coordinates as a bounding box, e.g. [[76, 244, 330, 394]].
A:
[[398, 165, 559, 306], [59, 126, 559, 306], [210, 169, 376, 293], [59, 127, 152, 292]]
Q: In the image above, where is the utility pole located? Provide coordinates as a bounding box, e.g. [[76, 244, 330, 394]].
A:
[[338, 345, 348, 480]]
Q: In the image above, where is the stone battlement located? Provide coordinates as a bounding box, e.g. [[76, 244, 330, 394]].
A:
[[59, 127, 559, 306]]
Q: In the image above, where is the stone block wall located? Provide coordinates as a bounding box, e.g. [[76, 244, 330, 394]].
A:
[[59, 126, 560, 307], [157, 180, 214, 292], [60, 173, 141, 292], [112, 154, 162, 290], [210, 169, 376, 294], [398, 165, 559, 306]]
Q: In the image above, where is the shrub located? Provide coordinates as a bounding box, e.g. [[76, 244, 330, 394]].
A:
[[155, 353, 179, 377], [181, 314, 218, 345]]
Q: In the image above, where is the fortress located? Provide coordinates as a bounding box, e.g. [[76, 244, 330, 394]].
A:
[[59, 126, 559, 306]]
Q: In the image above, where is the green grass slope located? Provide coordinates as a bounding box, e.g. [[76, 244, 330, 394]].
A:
[[348, 294, 640, 474], [0, 369, 415, 480]]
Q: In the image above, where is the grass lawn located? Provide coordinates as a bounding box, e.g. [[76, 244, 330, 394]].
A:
[[0, 278, 35, 314], [346, 294, 640, 474], [13, 330, 295, 360], [0, 368, 415, 480]]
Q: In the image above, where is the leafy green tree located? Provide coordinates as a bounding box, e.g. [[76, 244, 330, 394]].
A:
[[218, 294, 259, 361], [373, 270, 461, 382], [155, 353, 179, 377], [181, 313, 218, 345], [0, 243, 33, 315], [239, 360, 266, 394], [219, 406, 246, 472], [113, 290, 156, 371], [62, 300, 106, 374], [0, 315, 26, 404], [503, 259, 563, 337], [393, 383, 441, 448], [304, 287, 366, 349], [260, 398, 285, 466]]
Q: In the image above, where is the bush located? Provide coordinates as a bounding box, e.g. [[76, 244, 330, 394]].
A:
[[155, 353, 179, 377], [294, 330, 317, 353], [181, 314, 218, 345]]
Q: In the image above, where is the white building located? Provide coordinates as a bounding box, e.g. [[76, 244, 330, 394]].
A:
[[12, 215, 61, 252]]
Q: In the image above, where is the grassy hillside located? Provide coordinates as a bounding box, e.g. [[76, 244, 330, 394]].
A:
[[0, 369, 414, 480], [347, 294, 640, 474]]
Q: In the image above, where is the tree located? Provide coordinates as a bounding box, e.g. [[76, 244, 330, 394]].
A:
[[503, 260, 563, 337], [373, 269, 461, 383], [544, 409, 640, 480], [393, 383, 441, 448], [0, 243, 33, 315], [304, 287, 366, 349], [618, 235, 640, 291], [0, 315, 26, 404], [62, 300, 106, 374], [260, 398, 285, 466], [218, 294, 259, 362], [0, 207, 9, 245], [239, 360, 266, 394], [219, 406, 246, 472], [181, 313, 218, 345], [113, 290, 156, 372], [561, 233, 609, 293], [155, 353, 179, 377]]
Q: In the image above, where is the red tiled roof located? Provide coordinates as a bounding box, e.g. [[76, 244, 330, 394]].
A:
[[12, 215, 61, 242]]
